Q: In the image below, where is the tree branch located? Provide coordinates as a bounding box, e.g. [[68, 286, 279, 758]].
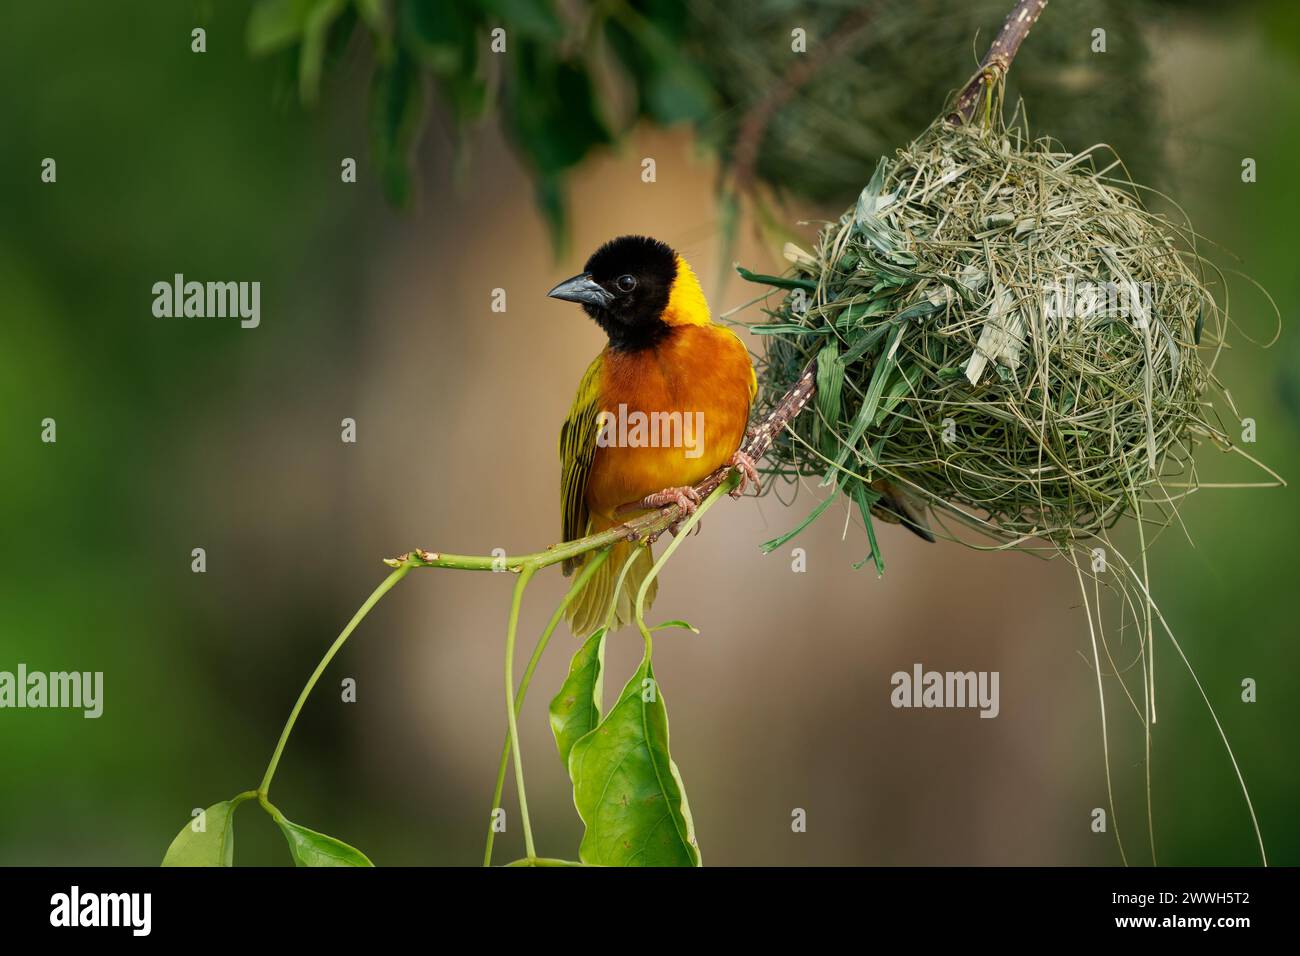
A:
[[947, 0, 1048, 124], [386, 360, 818, 573]]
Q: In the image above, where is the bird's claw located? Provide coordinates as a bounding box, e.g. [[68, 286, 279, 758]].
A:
[[668, 517, 701, 539], [728, 450, 760, 498], [635, 485, 701, 543], [639, 485, 701, 515]]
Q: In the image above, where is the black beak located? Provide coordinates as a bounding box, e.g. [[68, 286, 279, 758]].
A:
[[547, 273, 613, 309]]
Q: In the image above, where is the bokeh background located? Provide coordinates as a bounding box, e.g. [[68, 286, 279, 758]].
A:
[[2, 0, 1297, 866]]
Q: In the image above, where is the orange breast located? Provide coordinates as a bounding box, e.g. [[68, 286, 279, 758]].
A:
[[586, 324, 753, 521]]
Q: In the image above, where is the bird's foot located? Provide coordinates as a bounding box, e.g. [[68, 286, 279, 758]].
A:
[[728, 450, 760, 498], [631, 486, 701, 544], [638, 485, 701, 515]]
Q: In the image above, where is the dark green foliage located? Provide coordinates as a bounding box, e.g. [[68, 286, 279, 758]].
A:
[[247, 0, 673, 240], [245, 0, 1171, 237], [695, 0, 1164, 206]]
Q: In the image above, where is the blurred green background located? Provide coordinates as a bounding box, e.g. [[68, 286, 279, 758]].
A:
[[1, 0, 1296, 866]]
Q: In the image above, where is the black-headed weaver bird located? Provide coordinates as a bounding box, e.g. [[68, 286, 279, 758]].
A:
[[548, 235, 933, 636], [549, 236, 758, 636]]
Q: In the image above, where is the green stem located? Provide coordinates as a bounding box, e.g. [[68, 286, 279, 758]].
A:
[[633, 477, 735, 654], [257, 791, 286, 821], [506, 856, 589, 867], [387, 357, 815, 579], [483, 548, 611, 867], [603, 542, 650, 632], [503, 564, 538, 860], [389, 522, 651, 575], [258, 561, 413, 797], [387, 461, 770, 577]]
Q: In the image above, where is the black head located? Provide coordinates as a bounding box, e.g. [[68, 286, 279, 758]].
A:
[[547, 235, 678, 350]]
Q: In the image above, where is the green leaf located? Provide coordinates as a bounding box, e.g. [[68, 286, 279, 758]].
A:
[[161, 799, 242, 867], [480, 0, 564, 41], [354, 0, 387, 34], [834, 323, 904, 469], [506, 47, 610, 174], [568, 657, 700, 867], [834, 297, 891, 329], [248, 0, 317, 56], [274, 814, 374, 867], [815, 342, 844, 456], [848, 480, 886, 576], [837, 317, 893, 367], [499, 43, 611, 244], [603, 0, 713, 123], [650, 620, 698, 633], [759, 493, 837, 554], [549, 628, 607, 767], [370, 50, 428, 207], [440, 72, 488, 125], [735, 266, 816, 291], [398, 0, 477, 76], [299, 0, 347, 104], [533, 175, 568, 254], [872, 363, 919, 428], [894, 298, 941, 322], [748, 324, 829, 336], [644, 57, 715, 124]]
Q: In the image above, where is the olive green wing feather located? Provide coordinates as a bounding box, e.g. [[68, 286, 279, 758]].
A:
[[869, 479, 935, 543], [560, 355, 604, 574]]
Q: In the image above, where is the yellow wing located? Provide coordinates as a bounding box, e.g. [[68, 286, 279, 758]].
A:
[[559, 354, 604, 574]]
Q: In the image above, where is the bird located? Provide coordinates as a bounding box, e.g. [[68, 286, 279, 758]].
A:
[[868, 480, 934, 544], [549, 235, 759, 636]]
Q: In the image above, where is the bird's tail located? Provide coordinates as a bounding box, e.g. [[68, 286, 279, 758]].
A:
[[564, 523, 658, 638]]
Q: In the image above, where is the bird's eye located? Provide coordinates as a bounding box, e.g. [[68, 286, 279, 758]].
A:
[[616, 274, 637, 292]]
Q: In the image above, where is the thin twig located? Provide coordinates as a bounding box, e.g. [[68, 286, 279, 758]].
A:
[[388, 360, 819, 572], [947, 0, 1049, 125]]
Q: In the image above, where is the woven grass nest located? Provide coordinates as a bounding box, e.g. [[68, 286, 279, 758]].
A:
[[748, 95, 1243, 552]]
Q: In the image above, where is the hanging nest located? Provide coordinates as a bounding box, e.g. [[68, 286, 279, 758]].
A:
[[737, 23, 1278, 868], [747, 90, 1247, 552], [694, 0, 1162, 206]]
